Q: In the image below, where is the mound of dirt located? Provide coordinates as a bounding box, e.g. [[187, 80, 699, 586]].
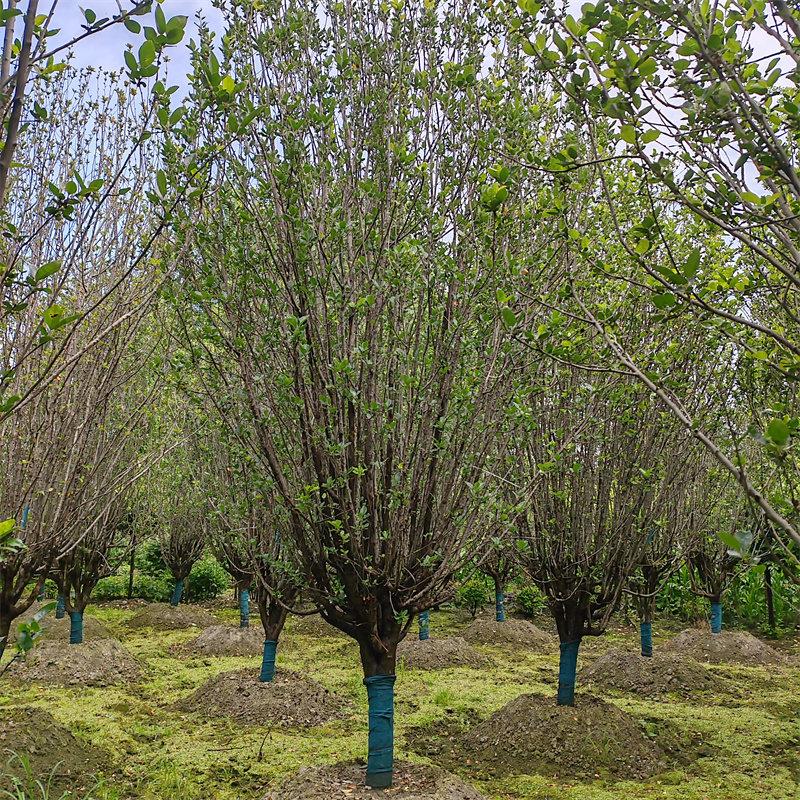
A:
[[286, 613, 346, 638], [6, 638, 141, 686], [412, 694, 668, 780], [175, 668, 353, 727], [459, 618, 554, 650], [185, 625, 267, 656], [663, 629, 786, 665], [0, 708, 110, 795], [578, 650, 720, 696], [397, 637, 492, 670], [7, 611, 112, 644], [126, 603, 218, 631], [266, 760, 487, 800]]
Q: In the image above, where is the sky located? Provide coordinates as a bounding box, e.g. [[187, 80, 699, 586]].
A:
[[47, 0, 224, 96]]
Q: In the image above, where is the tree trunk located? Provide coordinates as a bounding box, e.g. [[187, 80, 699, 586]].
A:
[[418, 611, 429, 640], [127, 546, 136, 600], [237, 578, 251, 628], [357, 635, 399, 789], [257, 599, 289, 682], [0, 615, 11, 662], [710, 595, 722, 634], [69, 610, 83, 644], [170, 579, 185, 607], [640, 595, 655, 657], [55, 595, 66, 619], [765, 567, 776, 630], [551, 602, 585, 706], [494, 576, 505, 622]]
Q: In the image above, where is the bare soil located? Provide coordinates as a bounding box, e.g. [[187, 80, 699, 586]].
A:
[[408, 693, 686, 781], [397, 637, 492, 670], [126, 602, 218, 631], [265, 760, 487, 800], [0, 707, 110, 794], [7, 611, 113, 644], [184, 625, 268, 656], [285, 613, 347, 638], [663, 629, 787, 665], [5, 638, 141, 686], [578, 650, 721, 696], [459, 617, 554, 650], [175, 667, 354, 727]]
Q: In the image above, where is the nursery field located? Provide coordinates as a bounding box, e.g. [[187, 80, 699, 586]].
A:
[[1, 600, 798, 800]]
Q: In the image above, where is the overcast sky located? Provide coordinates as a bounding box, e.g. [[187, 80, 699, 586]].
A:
[[49, 0, 224, 96]]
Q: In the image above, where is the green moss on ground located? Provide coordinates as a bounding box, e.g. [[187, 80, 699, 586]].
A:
[[0, 601, 797, 799]]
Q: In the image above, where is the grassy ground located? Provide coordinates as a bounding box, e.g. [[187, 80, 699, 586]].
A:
[[0, 600, 798, 800]]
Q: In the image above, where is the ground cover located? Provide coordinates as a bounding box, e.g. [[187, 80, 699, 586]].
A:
[[0, 600, 797, 800]]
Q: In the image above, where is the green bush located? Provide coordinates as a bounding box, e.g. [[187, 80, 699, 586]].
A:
[[94, 572, 172, 603], [515, 584, 547, 616], [135, 538, 167, 575], [456, 575, 489, 617], [185, 554, 230, 602]]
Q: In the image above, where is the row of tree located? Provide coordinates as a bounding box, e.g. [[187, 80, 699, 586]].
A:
[[1, 0, 799, 789]]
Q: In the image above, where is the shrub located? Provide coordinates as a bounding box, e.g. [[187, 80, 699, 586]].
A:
[[515, 584, 547, 616], [456, 575, 489, 617], [135, 538, 168, 576], [94, 572, 172, 603], [185, 554, 229, 602]]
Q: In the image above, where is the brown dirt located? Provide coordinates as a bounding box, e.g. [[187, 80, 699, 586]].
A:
[[126, 602, 218, 631], [408, 693, 678, 781], [184, 625, 268, 656], [459, 618, 554, 650], [285, 613, 347, 638], [5, 638, 141, 686], [663, 629, 787, 665], [578, 650, 721, 696], [0, 707, 110, 794], [7, 611, 113, 644], [397, 637, 492, 670], [175, 668, 354, 727], [266, 760, 487, 800]]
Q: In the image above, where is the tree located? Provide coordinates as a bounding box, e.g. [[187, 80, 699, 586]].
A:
[[515, 364, 692, 705], [514, 0, 800, 552], [172, 0, 521, 785]]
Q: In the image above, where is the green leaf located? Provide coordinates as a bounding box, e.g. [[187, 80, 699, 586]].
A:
[[651, 293, 676, 309], [502, 307, 517, 328], [641, 129, 660, 144], [124, 17, 141, 33], [155, 3, 166, 33], [717, 531, 741, 551], [139, 39, 156, 68], [156, 169, 167, 197], [0, 518, 16, 537], [34, 261, 60, 281], [42, 305, 66, 329], [683, 248, 701, 279], [620, 125, 636, 144], [83, 8, 96, 24], [766, 418, 791, 446], [222, 75, 235, 93]]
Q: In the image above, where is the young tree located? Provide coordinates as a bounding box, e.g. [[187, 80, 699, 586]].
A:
[[172, 0, 522, 785], [515, 365, 692, 705]]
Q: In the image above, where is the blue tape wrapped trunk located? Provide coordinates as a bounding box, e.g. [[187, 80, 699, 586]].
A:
[[640, 621, 653, 657], [418, 611, 429, 641], [364, 674, 396, 788], [710, 601, 722, 634], [69, 611, 83, 645], [557, 639, 581, 706], [170, 579, 184, 607], [260, 639, 278, 682], [56, 595, 66, 619], [495, 592, 505, 622], [239, 589, 250, 628]]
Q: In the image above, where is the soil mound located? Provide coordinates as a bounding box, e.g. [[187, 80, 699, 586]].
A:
[[6, 638, 141, 686], [266, 760, 487, 800], [286, 613, 346, 638], [126, 603, 218, 631], [185, 625, 267, 656], [0, 708, 110, 794], [663, 629, 786, 665], [175, 668, 353, 727], [414, 694, 667, 780], [459, 618, 554, 649], [397, 637, 492, 670], [578, 650, 720, 696], [41, 615, 113, 642]]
